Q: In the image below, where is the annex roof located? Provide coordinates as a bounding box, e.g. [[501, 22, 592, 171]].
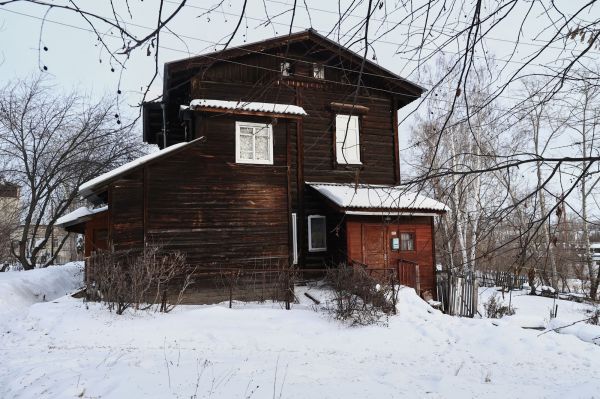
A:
[[186, 99, 307, 116], [79, 137, 204, 198], [307, 182, 448, 215], [56, 206, 108, 227]]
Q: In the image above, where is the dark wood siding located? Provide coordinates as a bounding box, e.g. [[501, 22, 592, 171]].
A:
[[84, 211, 108, 257], [109, 172, 144, 251], [105, 114, 292, 270]]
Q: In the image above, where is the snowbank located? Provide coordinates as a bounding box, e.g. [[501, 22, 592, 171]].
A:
[[548, 318, 600, 346], [0, 262, 83, 315], [1, 273, 600, 398]]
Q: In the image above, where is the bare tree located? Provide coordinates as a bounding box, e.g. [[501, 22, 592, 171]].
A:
[[0, 76, 144, 270], [562, 70, 600, 299], [411, 56, 504, 275]]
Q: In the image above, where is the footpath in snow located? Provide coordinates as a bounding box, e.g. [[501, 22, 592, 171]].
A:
[[1, 266, 600, 398]]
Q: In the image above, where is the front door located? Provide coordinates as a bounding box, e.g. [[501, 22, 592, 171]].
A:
[[362, 224, 386, 267]]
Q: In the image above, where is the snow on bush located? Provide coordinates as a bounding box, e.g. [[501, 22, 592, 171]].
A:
[[483, 293, 516, 318]]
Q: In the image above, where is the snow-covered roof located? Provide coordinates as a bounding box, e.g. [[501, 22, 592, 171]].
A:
[[307, 182, 448, 214], [79, 138, 203, 197], [56, 206, 108, 227], [187, 99, 307, 116]]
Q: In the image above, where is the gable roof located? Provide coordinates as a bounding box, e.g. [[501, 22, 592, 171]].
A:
[[79, 137, 204, 199], [307, 182, 447, 215], [165, 29, 425, 104]]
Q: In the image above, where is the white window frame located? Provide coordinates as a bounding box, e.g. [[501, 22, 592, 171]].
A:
[[313, 63, 325, 79], [308, 215, 327, 252], [292, 213, 298, 264], [235, 121, 273, 165], [335, 114, 361, 165]]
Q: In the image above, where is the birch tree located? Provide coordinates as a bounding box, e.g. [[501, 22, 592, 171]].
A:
[[563, 72, 600, 299]]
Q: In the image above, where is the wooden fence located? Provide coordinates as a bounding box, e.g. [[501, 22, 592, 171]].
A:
[[476, 271, 528, 289], [436, 271, 479, 317]]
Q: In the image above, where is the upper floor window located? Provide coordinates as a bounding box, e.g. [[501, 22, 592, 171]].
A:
[[235, 122, 273, 165], [313, 63, 325, 79], [335, 114, 361, 165], [280, 62, 292, 77]]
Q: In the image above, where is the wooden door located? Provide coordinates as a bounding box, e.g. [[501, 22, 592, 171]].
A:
[[362, 224, 386, 267]]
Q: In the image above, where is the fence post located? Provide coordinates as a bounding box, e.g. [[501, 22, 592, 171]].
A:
[[414, 264, 421, 295], [229, 271, 233, 309]]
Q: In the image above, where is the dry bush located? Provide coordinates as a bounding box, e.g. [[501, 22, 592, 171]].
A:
[[89, 245, 193, 314], [213, 263, 297, 309], [585, 306, 600, 326], [324, 264, 397, 326], [483, 294, 516, 319]]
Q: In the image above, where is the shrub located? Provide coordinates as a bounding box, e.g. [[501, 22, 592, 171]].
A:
[[483, 294, 516, 318], [324, 264, 397, 326], [88, 245, 194, 314], [585, 306, 600, 325]]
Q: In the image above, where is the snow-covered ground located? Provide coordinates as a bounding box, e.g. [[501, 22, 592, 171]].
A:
[[478, 286, 600, 346], [1, 267, 600, 399]]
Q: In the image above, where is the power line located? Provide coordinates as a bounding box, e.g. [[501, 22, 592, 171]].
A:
[[258, 0, 600, 55], [1, 7, 594, 116], [2, 1, 589, 97], [181, 0, 600, 57]]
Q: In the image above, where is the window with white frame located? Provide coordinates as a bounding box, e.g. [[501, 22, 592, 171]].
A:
[[235, 122, 273, 164], [335, 114, 361, 164], [308, 215, 327, 252], [313, 63, 325, 79]]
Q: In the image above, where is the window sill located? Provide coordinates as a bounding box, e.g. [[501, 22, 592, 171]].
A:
[[235, 159, 274, 165], [308, 248, 327, 253]]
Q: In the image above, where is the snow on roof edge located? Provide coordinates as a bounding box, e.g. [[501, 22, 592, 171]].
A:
[[56, 206, 108, 227], [188, 99, 307, 116], [79, 138, 203, 197], [307, 182, 448, 212]]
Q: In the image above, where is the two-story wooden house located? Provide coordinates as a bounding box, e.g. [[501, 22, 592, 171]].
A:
[[59, 29, 446, 300]]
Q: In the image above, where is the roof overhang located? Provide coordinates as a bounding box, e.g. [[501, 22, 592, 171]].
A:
[[184, 99, 308, 119], [307, 182, 448, 215], [79, 137, 205, 199], [56, 206, 108, 232]]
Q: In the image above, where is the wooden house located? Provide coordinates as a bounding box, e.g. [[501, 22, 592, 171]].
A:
[[58, 29, 447, 300]]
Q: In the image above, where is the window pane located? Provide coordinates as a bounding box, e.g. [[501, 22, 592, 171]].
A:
[[255, 136, 270, 161], [313, 63, 324, 79], [239, 134, 254, 159], [336, 114, 360, 164], [310, 217, 326, 250], [255, 126, 269, 137], [240, 126, 254, 135], [400, 233, 414, 251]]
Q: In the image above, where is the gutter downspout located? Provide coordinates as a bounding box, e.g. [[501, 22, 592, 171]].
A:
[[161, 102, 168, 148]]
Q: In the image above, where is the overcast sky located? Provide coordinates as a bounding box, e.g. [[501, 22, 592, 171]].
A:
[[1, 0, 598, 214]]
